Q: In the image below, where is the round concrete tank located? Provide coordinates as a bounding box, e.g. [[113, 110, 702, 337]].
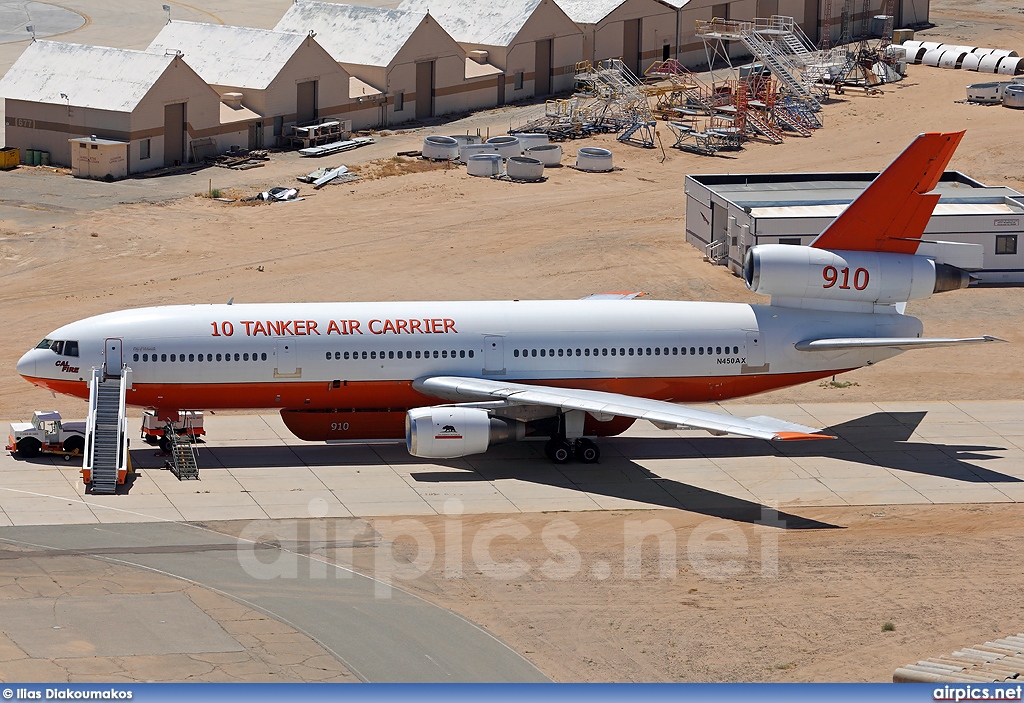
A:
[[485, 135, 521, 158], [972, 47, 996, 56], [460, 143, 498, 160], [989, 49, 1020, 58], [515, 133, 549, 151], [423, 135, 460, 161], [962, 53, 983, 71], [506, 156, 544, 181], [997, 57, 1024, 75], [966, 82, 1007, 103], [526, 143, 562, 166], [918, 41, 942, 52], [1004, 84, 1024, 108], [466, 153, 503, 177], [449, 134, 482, 146], [575, 147, 613, 172]]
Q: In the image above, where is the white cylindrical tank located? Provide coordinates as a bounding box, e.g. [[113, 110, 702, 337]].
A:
[[921, 48, 945, 66], [485, 135, 521, 158], [961, 53, 983, 71], [966, 82, 1008, 103], [938, 50, 968, 69], [514, 133, 548, 151], [996, 57, 1024, 75], [575, 147, 614, 172], [972, 47, 996, 56], [1004, 84, 1024, 107], [449, 134, 483, 146], [505, 156, 544, 181], [979, 53, 1004, 72], [990, 49, 1020, 58], [466, 154, 503, 177], [460, 143, 498, 160], [919, 41, 942, 51], [526, 143, 562, 166], [423, 135, 460, 161]]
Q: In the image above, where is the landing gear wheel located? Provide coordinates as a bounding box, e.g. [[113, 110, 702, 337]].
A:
[[16, 438, 41, 458], [544, 439, 573, 464], [574, 438, 600, 464], [159, 436, 172, 453]]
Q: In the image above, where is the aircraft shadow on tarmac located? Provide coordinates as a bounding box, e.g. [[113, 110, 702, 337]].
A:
[[120, 411, 1015, 530]]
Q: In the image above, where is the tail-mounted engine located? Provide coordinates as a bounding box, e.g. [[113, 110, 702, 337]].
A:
[[743, 245, 971, 305]]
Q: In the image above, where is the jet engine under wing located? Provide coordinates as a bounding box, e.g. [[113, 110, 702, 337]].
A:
[[795, 335, 1005, 351], [414, 376, 835, 441]]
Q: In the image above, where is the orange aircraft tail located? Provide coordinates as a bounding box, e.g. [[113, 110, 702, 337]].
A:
[[810, 131, 965, 254]]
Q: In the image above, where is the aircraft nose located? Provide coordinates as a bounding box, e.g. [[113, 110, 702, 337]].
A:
[[16, 349, 36, 379]]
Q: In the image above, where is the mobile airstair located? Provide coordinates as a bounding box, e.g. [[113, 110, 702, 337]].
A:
[[83, 353, 131, 494]]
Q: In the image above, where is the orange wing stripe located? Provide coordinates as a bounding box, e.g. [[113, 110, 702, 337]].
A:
[[773, 431, 837, 441], [810, 131, 965, 253]]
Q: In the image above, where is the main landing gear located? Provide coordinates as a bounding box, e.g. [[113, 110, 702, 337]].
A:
[[544, 437, 600, 465]]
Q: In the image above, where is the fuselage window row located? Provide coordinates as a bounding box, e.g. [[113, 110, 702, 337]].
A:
[[511, 345, 740, 358], [133, 352, 268, 362], [324, 349, 477, 361]]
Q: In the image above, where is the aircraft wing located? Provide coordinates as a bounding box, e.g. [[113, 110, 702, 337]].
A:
[[795, 335, 1005, 351], [413, 376, 835, 442]]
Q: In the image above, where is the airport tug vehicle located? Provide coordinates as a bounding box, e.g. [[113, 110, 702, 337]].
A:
[[7, 410, 86, 460]]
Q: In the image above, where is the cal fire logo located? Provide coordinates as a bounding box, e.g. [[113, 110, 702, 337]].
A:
[[435, 423, 462, 440], [55, 360, 80, 374]]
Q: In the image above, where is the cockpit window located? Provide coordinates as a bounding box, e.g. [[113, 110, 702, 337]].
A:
[[35, 339, 53, 350], [52, 340, 64, 355], [64, 341, 79, 357]]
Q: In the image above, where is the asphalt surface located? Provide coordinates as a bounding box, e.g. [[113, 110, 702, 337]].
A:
[[0, 521, 551, 682]]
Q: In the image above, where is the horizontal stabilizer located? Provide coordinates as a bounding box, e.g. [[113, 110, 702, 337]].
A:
[[795, 335, 1005, 352], [415, 376, 836, 442]]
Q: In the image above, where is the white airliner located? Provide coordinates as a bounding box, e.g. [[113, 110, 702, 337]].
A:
[[16, 131, 1000, 463]]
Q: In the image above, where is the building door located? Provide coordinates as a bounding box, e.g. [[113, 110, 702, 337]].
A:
[[483, 336, 505, 375], [163, 102, 185, 167], [623, 19, 641, 75], [296, 80, 318, 125], [711, 202, 729, 256], [104, 338, 122, 377], [534, 39, 552, 96], [757, 0, 779, 17], [247, 121, 263, 150], [803, 0, 820, 42], [415, 60, 434, 119], [497, 74, 506, 106]]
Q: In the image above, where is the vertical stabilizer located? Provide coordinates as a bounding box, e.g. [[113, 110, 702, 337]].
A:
[[810, 131, 965, 254]]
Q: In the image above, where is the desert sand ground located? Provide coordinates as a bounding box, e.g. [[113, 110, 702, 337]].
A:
[[1, 0, 1023, 684]]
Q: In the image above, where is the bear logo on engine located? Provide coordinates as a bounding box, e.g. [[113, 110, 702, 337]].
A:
[[441, 425, 457, 433]]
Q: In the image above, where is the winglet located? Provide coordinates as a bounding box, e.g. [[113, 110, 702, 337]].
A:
[[810, 131, 965, 254], [773, 432, 838, 441]]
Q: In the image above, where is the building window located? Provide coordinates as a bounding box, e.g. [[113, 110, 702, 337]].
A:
[[394, 92, 404, 112], [779, 237, 802, 245], [140, 139, 151, 160], [514, 72, 524, 90], [996, 234, 1017, 255]]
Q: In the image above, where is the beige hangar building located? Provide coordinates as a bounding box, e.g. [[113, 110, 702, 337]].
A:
[[147, 21, 360, 149], [555, 0, 679, 75], [275, 1, 502, 125], [0, 41, 223, 175], [399, 0, 584, 102]]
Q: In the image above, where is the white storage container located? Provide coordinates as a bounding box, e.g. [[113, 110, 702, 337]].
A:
[[449, 134, 482, 146], [466, 154, 503, 176], [575, 147, 613, 172], [526, 143, 562, 166], [505, 156, 544, 181], [484, 135, 521, 158], [997, 57, 1024, 75], [423, 135, 460, 161], [966, 82, 1009, 103]]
